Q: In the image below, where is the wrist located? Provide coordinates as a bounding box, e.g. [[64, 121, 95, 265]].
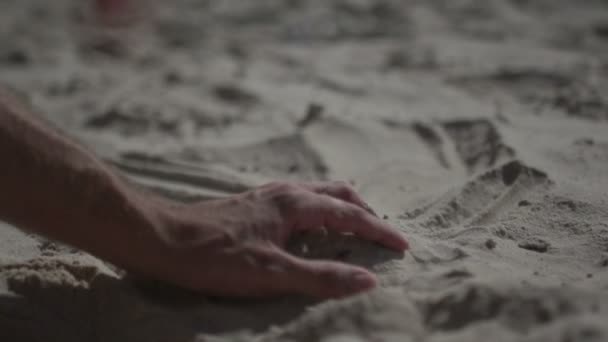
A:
[[67, 171, 168, 272]]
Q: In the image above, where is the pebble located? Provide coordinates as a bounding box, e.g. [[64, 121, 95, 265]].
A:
[[3, 49, 29, 65], [485, 238, 497, 250], [518, 237, 550, 253], [518, 200, 531, 207]]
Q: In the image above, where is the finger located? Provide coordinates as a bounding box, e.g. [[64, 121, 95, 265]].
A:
[[298, 181, 378, 217], [272, 250, 378, 298], [297, 193, 409, 251], [201, 247, 376, 298]]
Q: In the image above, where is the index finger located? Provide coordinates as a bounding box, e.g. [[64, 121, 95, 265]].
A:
[[296, 181, 378, 217], [295, 193, 409, 251]]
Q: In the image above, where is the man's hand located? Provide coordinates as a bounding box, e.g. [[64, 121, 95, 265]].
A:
[[131, 181, 409, 298], [0, 88, 407, 299]]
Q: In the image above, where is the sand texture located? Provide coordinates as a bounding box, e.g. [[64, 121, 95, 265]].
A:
[[1, 0, 608, 341]]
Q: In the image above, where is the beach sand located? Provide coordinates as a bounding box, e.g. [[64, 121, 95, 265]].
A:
[[1, 0, 608, 341]]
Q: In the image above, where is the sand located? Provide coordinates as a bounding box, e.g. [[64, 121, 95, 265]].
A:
[[1, 0, 608, 341]]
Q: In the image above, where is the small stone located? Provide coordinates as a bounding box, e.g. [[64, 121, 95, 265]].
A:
[[518, 200, 531, 207], [557, 200, 576, 211], [213, 84, 258, 105], [485, 238, 497, 250], [287, 164, 300, 173], [382, 215, 389, 220], [587, 273, 593, 278], [297, 102, 324, 128], [384, 50, 410, 69], [164, 71, 183, 85], [442, 269, 473, 278], [335, 249, 352, 260], [593, 22, 608, 39], [3, 49, 29, 65], [574, 138, 595, 146], [87, 36, 127, 58], [518, 237, 550, 253], [599, 255, 608, 267]]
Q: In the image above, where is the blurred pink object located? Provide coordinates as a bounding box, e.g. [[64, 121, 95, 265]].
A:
[[93, 0, 144, 27], [95, 0, 129, 15]]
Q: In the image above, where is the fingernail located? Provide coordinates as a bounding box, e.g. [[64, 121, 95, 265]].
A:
[[345, 271, 377, 291], [390, 236, 409, 252]]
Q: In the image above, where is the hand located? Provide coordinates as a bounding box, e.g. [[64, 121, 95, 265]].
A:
[[131, 181, 409, 298]]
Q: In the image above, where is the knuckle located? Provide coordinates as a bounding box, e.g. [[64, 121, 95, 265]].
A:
[[270, 189, 304, 215], [333, 181, 356, 197], [337, 204, 363, 222], [277, 183, 300, 194], [260, 181, 285, 190], [262, 181, 285, 189], [260, 182, 303, 207], [265, 181, 300, 195], [333, 180, 351, 188]]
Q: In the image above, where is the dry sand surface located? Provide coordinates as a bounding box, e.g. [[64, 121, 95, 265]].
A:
[[2, 0, 608, 341]]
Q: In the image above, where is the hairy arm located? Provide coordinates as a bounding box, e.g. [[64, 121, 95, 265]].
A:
[[0, 89, 408, 298]]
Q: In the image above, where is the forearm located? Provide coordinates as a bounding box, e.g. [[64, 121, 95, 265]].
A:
[[0, 89, 159, 267]]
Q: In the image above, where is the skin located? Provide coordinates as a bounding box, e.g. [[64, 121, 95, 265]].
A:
[[0, 88, 408, 298]]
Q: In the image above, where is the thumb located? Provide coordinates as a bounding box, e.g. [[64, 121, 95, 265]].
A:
[[275, 251, 378, 298]]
